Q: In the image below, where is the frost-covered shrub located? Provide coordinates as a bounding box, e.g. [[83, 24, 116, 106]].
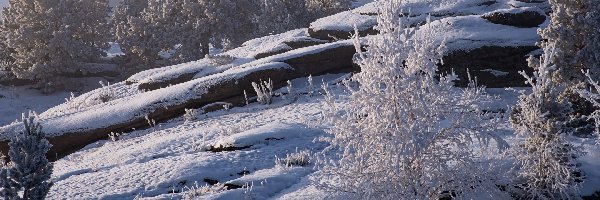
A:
[[95, 81, 116, 104], [509, 46, 584, 199], [317, 1, 508, 199], [578, 71, 600, 144], [111, 0, 152, 70], [1, 0, 110, 84], [252, 79, 274, 105], [182, 182, 227, 200], [3, 112, 53, 199], [275, 149, 311, 170], [184, 108, 199, 123], [108, 132, 121, 142], [307, 75, 314, 97], [285, 80, 297, 100]]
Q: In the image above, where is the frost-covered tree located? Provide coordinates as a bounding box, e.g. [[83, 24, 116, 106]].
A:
[[116, 0, 260, 68], [258, 0, 311, 35], [317, 1, 508, 199], [112, 0, 149, 40], [539, 0, 600, 121], [307, 0, 353, 17], [509, 46, 584, 199], [1, 0, 110, 85], [199, 0, 260, 52], [112, 0, 150, 68], [541, 0, 600, 84], [113, 0, 173, 70], [257, 0, 352, 35], [5, 113, 53, 199]]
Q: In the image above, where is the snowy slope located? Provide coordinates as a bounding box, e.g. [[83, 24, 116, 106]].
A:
[[48, 75, 337, 199], [46, 77, 600, 199]]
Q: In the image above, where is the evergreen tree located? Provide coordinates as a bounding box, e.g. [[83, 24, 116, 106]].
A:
[[5, 113, 53, 200]]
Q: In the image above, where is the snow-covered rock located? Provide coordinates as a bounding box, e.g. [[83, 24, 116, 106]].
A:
[[482, 7, 546, 28]]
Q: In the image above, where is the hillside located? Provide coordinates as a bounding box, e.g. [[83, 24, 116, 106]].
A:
[[0, 0, 599, 199]]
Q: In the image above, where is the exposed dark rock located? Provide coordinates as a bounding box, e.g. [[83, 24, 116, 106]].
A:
[[237, 170, 250, 176], [204, 178, 220, 185], [208, 145, 251, 152], [583, 191, 600, 200], [482, 10, 546, 28], [439, 46, 539, 88], [478, 0, 497, 6], [224, 183, 244, 190], [283, 44, 358, 76], [515, 0, 545, 2]]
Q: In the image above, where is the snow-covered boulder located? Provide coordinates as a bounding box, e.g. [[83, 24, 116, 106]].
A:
[[308, 10, 378, 41], [482, 7, 546, 28], [210, 123, 322, 151], [0, 62, 296, 160]]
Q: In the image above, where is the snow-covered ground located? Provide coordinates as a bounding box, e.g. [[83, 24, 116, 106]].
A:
[[0, 77, 116, 126], [1, 0, 599, 199], [47, 75, 341, 199], [42, 76, 600, 199]]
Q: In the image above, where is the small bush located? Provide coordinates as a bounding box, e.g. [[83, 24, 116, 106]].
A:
[[182, 182, 227, 199], [184, 108, 199, 123], [252, 79, 273, 105], [275, 149, 311, 170]]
